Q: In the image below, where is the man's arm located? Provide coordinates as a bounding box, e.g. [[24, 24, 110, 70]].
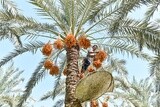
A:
[[87, 51, 98, 58]]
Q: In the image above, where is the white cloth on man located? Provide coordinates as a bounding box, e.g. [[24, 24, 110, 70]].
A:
[[86, 47, 98, 62]]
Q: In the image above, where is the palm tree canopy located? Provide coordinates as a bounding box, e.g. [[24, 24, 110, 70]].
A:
[[0, 0, 159, 107], [0, 63, 24, 107]]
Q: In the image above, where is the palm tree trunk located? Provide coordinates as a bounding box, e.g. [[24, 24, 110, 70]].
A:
[[65, 45, 82, 107]]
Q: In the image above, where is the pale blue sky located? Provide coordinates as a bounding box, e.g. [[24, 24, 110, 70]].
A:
[[0, 0, 157, 107]]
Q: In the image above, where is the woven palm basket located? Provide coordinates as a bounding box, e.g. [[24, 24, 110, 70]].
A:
[[75, 71, 114, 102]]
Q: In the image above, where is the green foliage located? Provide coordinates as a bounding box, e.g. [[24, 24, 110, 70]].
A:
[[0, 0, 159, 106], [17, 59, 46, 107], [0, 41, 44, 67], [0, 63, 24, 107], [0, 0, 18, 14], [150, 55, 160, 79], [108, 18, 160, 53], [40, 59, 66, 106], [53, 99, 64, 107], [112, 76, 153, 107], [144, 0, 160, 21], [100, 39, 151, 60], [103, 57, 128, 75]]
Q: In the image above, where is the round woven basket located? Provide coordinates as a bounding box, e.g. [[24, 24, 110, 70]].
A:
[[75, 71, 114, 102]]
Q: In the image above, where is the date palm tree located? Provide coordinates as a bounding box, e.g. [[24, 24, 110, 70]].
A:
[[0, 63, 25, 107], [111, 76, 153, 107], [149, 55, 160, 107], [0, 0, 160, 107], [40, 57, 128, 106], [0, 0, 22, 47], [142, 1, 160, 106]]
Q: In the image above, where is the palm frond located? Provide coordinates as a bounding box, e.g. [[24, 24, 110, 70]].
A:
[[74, 0, 110, 35], [0, 21, 22, 47], [149, 55, 160, 95], [52, 79, 65, 101], [53, 99, 64, 107], [150, 55, 160, 78], [100, 40, 151, 60], [60, 0, 111, 35], [40, 79, 65, 101], [40, 58, 66, 101], [0, 64, 16, 91], [0, 41, 44, 67], [0, 0, 19, 14], [88, 0, 143, 34], [0, 95, 14, 107], [103, 57, 128, 75], [85, 3, 123, 33], [106, 0, 143, 33], [113, 76, 152, 107], [108, 19, 160, 53], [114, 76, 130, 89], [17, 59, 46, 107], [144, 1, 160, 21], [0, 64, 23, 94], [75, 0, 94, 36], [6, 73, 24, 93], [29, 0, 67, 33], [87, 0, 117, 23], [40, 91, 53, 101], [52, 59, 66, 100], [0, 10, 59, 42], [0, 63, 25, 107]]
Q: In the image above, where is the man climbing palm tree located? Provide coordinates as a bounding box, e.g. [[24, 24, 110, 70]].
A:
[[79, 45, 98, 78]]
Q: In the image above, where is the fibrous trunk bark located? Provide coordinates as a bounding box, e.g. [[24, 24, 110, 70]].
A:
[[65, 45, 82, 107]]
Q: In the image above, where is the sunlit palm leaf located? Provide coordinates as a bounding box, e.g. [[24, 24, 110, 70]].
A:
[[17, 59, 46, 107], [0, 41, 44, 67]]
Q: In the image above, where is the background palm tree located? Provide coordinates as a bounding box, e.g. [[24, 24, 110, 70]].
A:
[[112, 76, 153, 107], [0, 63, 31, 107], [40, 78, 65, 107], [142, 1, 160, 106], [0, 0, 159, 107], [0, 63, 36, 107], [0, 0, 22, 47], [149, 55, 160, 107]]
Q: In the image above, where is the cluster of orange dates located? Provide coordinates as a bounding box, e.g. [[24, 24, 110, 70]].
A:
[[42, 33, 107, 76], [91, 100, 108, 107], [92, 50, 107, 69]]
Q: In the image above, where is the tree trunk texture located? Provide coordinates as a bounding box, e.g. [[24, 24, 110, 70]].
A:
[[65, 45, 82, 107]]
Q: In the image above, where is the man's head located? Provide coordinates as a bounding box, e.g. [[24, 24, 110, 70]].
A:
[[92, 45, 98, 51]]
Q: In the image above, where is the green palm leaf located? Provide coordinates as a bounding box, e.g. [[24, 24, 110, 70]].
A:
[[0, 41, 44, 67], [17, 60, 46, 107]]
